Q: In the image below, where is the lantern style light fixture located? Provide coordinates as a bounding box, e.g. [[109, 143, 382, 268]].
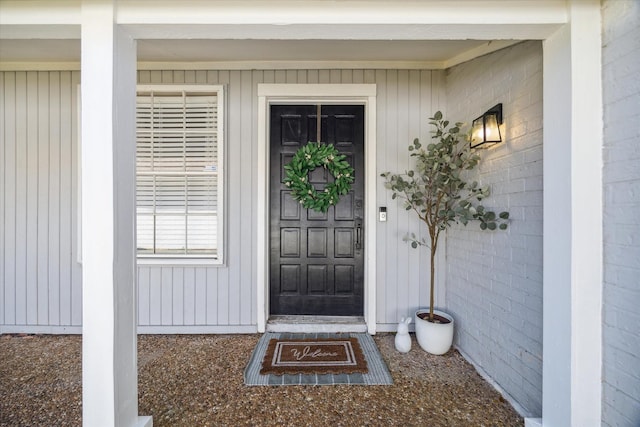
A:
[[470, 103, 503, 149]]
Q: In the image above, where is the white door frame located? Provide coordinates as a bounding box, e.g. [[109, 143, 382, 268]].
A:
[[256, 84, 377, 334]]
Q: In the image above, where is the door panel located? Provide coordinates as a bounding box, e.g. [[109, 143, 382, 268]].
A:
[[269, 104, 365, 316]]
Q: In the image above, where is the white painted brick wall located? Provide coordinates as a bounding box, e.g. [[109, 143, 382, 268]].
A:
[[444, 41, 543, 416], [602, 1, 640, 426]]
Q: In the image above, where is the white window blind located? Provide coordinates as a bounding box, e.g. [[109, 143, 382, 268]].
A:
[[136, 85, 224, 260]]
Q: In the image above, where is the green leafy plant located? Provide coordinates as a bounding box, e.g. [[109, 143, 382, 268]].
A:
[[284, 142, 354, 213], [381, 111, 509, 322]]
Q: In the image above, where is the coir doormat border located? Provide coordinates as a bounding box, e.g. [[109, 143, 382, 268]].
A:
[[260, 337, 368, 375], [244, 333, 393, 386]]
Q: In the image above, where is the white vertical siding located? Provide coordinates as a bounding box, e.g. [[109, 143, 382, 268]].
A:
[[375, 69, 443, 328], [135, 68, 441, 332], [1, 71, 82, 332], [2, 67, 442, 333]]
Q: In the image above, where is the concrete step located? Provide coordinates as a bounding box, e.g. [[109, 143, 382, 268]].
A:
[[266, 315, 367, 333]]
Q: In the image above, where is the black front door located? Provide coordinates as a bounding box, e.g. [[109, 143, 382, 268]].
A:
[[269, 104, 365, 316]]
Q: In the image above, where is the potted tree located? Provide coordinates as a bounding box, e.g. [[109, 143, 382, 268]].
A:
[[381, 111, 509, 355]]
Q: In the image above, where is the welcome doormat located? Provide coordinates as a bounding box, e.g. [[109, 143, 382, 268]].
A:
[[260, 337, 368, 375], [244, 333, 393, 386]]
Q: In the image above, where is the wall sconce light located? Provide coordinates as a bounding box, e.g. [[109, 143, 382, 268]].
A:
[[470, 103, 503, 149]]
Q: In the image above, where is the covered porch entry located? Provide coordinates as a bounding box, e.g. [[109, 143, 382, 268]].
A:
[[0, 1, 603, 426]]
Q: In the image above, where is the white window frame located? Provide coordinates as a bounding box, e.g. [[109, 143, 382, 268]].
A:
[[135, 84, 225, 265]]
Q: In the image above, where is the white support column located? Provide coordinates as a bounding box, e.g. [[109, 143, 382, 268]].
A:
[[541, 1, 602, 426], [81, 1, 151, 426]]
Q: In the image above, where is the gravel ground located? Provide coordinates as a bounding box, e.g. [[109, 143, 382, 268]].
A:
[[1, 333, 523, 426]]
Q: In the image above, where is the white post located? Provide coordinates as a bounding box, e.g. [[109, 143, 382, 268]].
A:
[[542, 1, 602, 426], [81, 1, 151, 426]]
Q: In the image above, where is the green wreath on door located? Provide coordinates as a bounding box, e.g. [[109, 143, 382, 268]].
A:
[[283, 142, 355, 213]]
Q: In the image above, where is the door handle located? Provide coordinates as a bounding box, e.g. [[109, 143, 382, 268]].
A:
[[355, 219, 363, 250]]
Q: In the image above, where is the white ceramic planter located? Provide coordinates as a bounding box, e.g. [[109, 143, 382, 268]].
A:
[[414, 309, 454, 355]]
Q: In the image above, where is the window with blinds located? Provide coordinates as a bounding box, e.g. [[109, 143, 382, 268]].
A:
[[136, 85, 224, 260]]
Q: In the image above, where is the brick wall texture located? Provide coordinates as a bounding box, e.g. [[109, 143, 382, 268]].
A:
[[602, 1, 640, 426], [444, 41, 543, 416]]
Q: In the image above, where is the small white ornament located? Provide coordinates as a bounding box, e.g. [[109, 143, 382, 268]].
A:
[[395, 317, 412, 353]]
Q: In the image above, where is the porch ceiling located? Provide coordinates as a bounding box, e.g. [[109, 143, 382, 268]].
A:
[[0, 0, 566, 69], [0, 38, 514, 69]]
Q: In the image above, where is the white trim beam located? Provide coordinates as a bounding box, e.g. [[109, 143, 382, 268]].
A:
[[117, 0, 568, 26], [542, 1, 603, 425], [2, 1, 567, 41], [122, 23, 562, 41], [0, 1, 80, 26], [80, 1, 149, 426], [1, 0, 568, 28]]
